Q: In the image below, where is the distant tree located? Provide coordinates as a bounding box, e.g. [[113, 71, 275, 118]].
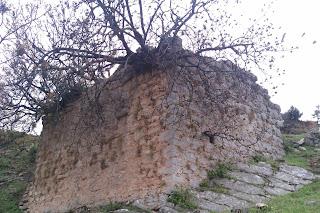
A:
[[0, 0, 289, 131], [313, 105, 320, 128], [282, 106, 303, 122]]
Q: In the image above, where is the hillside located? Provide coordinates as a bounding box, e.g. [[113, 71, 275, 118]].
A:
[[0, 130, 38, 212]]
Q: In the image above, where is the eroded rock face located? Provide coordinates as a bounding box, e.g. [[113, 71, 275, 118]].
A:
[[26, 57, 284, 212], [305, 131, 320, 147]]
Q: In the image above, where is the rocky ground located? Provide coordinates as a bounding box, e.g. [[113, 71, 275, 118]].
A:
[[70, 161, 320, 213], [157, 162, 318, 212]]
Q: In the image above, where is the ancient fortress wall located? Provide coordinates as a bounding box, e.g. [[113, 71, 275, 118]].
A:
[[26, 59, 284, 212]]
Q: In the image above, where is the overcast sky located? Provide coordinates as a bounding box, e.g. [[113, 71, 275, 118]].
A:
[[267, 0, 320, 120], [229, 0, 320, 120]]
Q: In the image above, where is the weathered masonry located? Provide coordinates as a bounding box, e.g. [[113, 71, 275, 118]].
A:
[[26, 54, 284, 212]]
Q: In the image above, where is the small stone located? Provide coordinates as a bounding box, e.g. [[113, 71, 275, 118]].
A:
[[114, 209, 129, 212], [231, 208, 249, 213], [297, 138, 305, 145], [256, 203, 268, 209], [298, 147, 307, 151], [305, 200, 320, 206], [158, 206, 179, 213]]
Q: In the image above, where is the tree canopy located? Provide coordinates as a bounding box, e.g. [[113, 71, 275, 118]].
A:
[[0, 0, 288, 131]]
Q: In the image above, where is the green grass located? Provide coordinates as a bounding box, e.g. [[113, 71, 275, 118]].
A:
[[282, 134, 320, 172], [0, 130, 39, 213], [250, 155, 268, 164], [282, 134, 305, 143], [0, 180, 27, 213], [207, 163, 232, 179], [249, 180, 320, 213], [167, 187, 198, 210], [246, 134, 320, 212]]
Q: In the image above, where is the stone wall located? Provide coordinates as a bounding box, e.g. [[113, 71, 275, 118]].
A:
[[26, 58, 284, 212]]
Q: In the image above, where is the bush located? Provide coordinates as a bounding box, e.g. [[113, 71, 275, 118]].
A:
[[281, 107, 317, 134], [28, 144, 37, 163], [167, 187, 197, 209], [283, 106, 303, 122], [207, 163, 232, 179], [251, 155, 267, 164], [199, 179, 228, 194]]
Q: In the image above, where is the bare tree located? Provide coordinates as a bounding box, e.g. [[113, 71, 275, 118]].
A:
[[0, 0, 288, 131]]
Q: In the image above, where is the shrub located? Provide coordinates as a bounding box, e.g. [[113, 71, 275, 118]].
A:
[[28, 144, 37, 163], [251, 155, 267, 164], [199, 180, 228, 194], [167, 187, 197, 209], [283, 106, 303, 122], [207, 163, 232, 179]]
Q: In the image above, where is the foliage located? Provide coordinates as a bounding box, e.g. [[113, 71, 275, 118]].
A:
[[167, 187, 197, 210], [282, 134, 320, 173], [250, 155, 267, 164], [207, 163, 232, 179], [0, 0, 289, 130], [199, 179, 228, 194], [79, 202, 151, 213], [28, 144, 37, 163], [280, 107, 316, 134], [312, 105, 320, 127], [0, 130, 39, 213], [282, 106, 303, 122]]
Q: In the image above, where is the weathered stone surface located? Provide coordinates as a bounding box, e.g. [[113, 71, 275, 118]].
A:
[[196, 199, 230, 212], [274, 171, 312, 185], [194, 190, 249, 209], [158, 206, 179, 213], [267, 177, 296, 192], [237, 163, 273, 177], [133, 194, 168, 210], [114, 209, 139, 213], [26, 56, 285, 212], [264, 186, 290, 196], [229, 171, 265, 185], [229, 190, 269, 204], [279, 164, 315, 180], [214, 179, 265, 195], [305, 131, 320, 147]]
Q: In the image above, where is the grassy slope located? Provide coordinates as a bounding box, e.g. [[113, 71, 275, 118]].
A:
[[0, 131, 38, 213], [282, 133, 320, 172], [249, 133, 320, 213], [263, 180, 320, 213]]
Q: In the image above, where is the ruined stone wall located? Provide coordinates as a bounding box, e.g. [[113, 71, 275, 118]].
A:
[[159, 60, 284, 190], [26, 60, 284, 212]]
